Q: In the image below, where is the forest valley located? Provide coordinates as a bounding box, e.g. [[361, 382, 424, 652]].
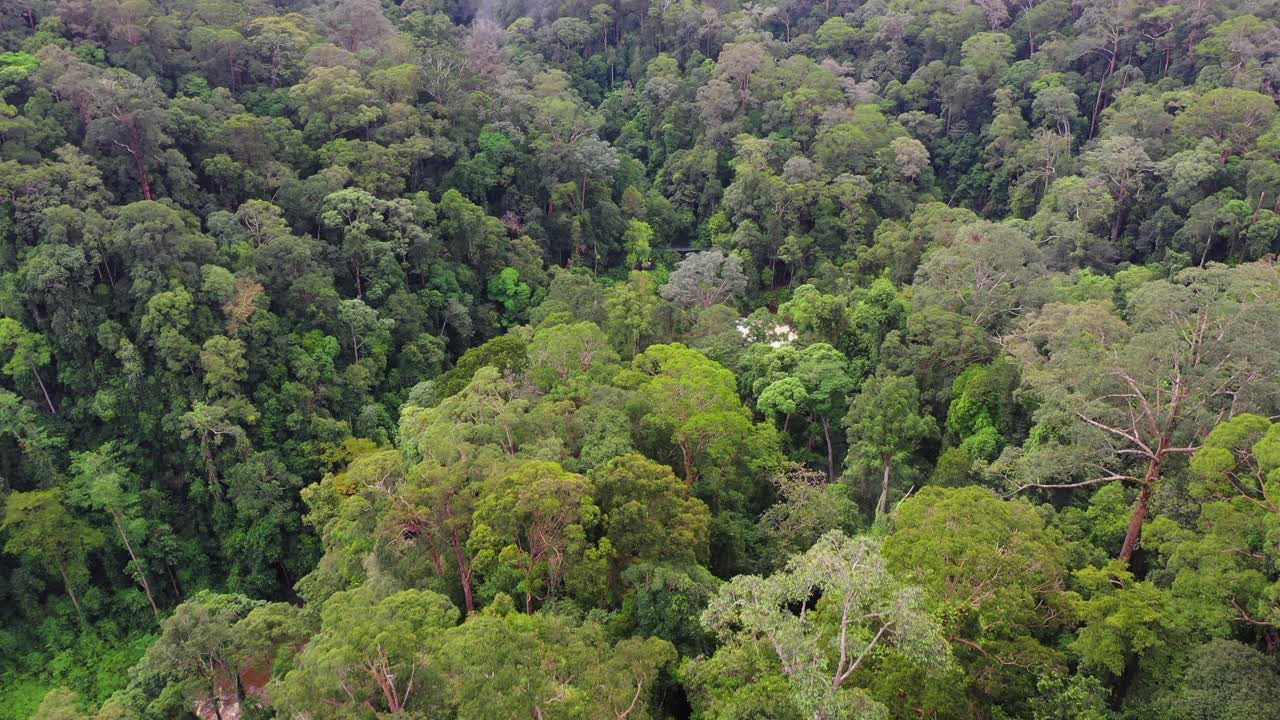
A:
[[4, 0, 1280, 718]]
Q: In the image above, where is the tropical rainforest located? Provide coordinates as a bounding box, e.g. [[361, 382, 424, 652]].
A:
[[3, 0, 1280, 718]]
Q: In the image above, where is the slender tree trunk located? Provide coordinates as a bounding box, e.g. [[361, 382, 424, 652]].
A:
[[113, 512, 160, 621], [167, 561, 184, 599], [95, 238, 117, 288], [1117, 483, 1150, 563], [352, 257, 364, 299], [451, 529, 475, 613], [32, 368, 56, 415], [203, 439, 221, 498], [526, 551, 536, 614], [821, 416, 836, 482], [128, 124, 153, 201], [58, 562, 86, 625], [877, 453, 892, 516], [1088, 44, 1117, 139]]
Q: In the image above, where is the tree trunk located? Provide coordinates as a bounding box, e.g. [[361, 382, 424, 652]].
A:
[[58, 562, 86, 625], [1119, 456, 1161, 563], [821, 416, 836, 482], [129, 124, 153, 201], [33, 368, 57, 415], [1088, 43, 1117, 139], [679, 443, 698, 487], [877, 454, 892, 516], [1110, 206, 1125, 244], [203, 439, 222, 499], [452, 529, 475, 613], [376, 670, 401, 713], [113, 511, 161, 621], [526, 554, 536, 614], [95, 238, 118, 287], [165, 559, 186, 600]]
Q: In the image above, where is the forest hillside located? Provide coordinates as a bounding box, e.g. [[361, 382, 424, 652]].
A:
[[3, 0, 1280, 718]]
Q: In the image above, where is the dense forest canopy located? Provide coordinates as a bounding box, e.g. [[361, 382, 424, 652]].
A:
[[4, 0, 1280, 717]]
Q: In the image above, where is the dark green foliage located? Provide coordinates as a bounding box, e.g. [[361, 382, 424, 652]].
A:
[[1159, 640, 1280, 720]]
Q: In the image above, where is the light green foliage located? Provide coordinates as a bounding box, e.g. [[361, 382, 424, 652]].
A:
[[199, 335, 248, 398], [1174, 88, 1276, 157], [620, 343, 767, 486], [469, 460, 600, 612], [912, 221, 1049, 332], [436, 607, 676, 720], [288, 65, 382, 139], [590, 453, 710, 594], [1028, 673, 1111, 720], [1070, 563, 1178, 678], [623, 219, 654, 269], [885, 487, 1071, 703], [67, 444, 161, 618], [605, 271, 661, 357], [2, 489, 104, 622], [0, 317, 54, 411], [1144, 414, 1280, 638], [960, 33, 1014, 81], [758, 376, 807, 421], [273, 586, 457, 716], [886, 487, 1068, 629], [487, 267, 532, 327], [688, 532, 950, 720], [527, 320, 618, 388], [30, 688, 86, 720], [944, 357, 1020, 461], [1188, 413, 1280, 508]]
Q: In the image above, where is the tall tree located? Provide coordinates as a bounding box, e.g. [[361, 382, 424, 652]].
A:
[[660, 250, 748, 310], [844, 375, 937, 516], [69, 444, 161, 621], [2, 489, 103, 624], [0, 318, 57, 414], [687, 532, 950, 720], [1007, 262, 1280, 562], [274, 586, 457, 716], [469, 460, 599, 613]]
